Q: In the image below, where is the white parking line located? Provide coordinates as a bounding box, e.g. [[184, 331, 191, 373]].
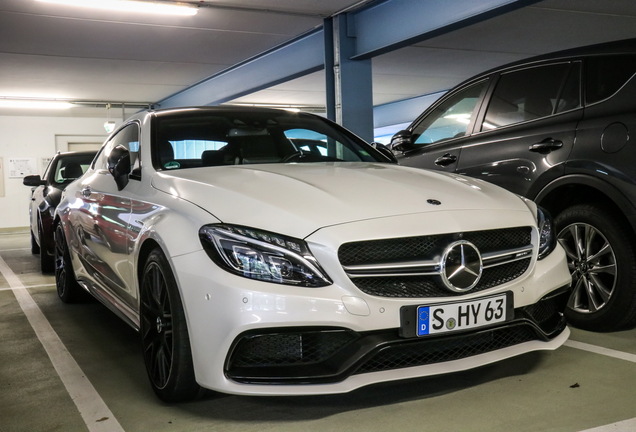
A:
[[0, 283, 56, 292], [0, 255, 125, 432], [565, 340, 636, 363], [579, 417, 636, 432], [566, 340, 636, 432]]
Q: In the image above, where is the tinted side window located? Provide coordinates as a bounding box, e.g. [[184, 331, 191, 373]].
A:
[[482, 63, 570, 131], [586, 54, 636, 104], [556, 62, 581, 114], [412, 80, 488, 145]]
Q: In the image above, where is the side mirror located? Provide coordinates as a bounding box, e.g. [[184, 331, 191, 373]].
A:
[[107, 145, 131, 191], [23, 175, 46, 187], [371, 142, 398, 164], [390, 130, 415, 152]]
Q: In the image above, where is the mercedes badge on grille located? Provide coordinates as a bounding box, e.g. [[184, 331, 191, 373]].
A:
[[440, 240, 483, 292]]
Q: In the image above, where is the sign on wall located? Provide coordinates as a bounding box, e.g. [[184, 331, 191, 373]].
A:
[[8, 158, 36, 178]]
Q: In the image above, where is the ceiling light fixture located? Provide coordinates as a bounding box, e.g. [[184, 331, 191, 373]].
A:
[[0, 99, 73, 109], [35, 0, 198, 16]]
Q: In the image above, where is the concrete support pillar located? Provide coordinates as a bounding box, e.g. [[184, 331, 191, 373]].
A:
[[325, 14, 374, 142]]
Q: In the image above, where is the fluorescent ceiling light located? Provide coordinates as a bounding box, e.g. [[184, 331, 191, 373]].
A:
[[0, 99, 73, 109], [35, 0, 198, 16]]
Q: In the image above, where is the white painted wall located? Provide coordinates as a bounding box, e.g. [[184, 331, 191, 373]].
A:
[[0, 115, 121, 229]]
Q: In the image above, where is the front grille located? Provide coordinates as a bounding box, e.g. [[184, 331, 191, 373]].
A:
[[355, 325, 537, 374], [339, 227, 533, 298], [353, 258, 531, 298], [338, 227, 531, 266]]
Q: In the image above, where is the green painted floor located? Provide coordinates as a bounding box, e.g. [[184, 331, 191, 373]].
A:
[[1, 232, 635, 432]]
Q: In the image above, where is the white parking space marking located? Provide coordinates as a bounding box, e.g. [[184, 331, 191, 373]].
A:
[[0, 256, 125, 432], [0, 248, 30, 252], [565, 340, 636, 363], [579, 417, 636, 432], [567, 340, 636, 431], [0, 283, 56, 292]]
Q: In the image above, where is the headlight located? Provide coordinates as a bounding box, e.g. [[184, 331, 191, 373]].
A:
[[537, 206, 556, 260], [199, 224, 332, 287]]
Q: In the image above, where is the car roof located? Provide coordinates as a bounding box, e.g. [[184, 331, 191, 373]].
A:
[[454, 37, 636, 88]]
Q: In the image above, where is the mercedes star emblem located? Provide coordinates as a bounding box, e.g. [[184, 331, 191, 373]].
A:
[[440, 240, 483, 292]]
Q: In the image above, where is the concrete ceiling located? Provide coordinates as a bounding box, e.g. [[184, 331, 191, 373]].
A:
[[1, 0, 636, 122]]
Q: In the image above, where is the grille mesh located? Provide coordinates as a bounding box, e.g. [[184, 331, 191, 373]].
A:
[[524, 299, 560, 324], [338, 227, 531, 266], [355, 325, 537, 374], [231, 330, 358, 368], [339, 227, 532, 298]]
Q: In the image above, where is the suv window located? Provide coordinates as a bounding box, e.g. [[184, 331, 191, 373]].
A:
[[482, 63, 571, 131], [412, 80, 488, 145], [586, 54, 636, 104]]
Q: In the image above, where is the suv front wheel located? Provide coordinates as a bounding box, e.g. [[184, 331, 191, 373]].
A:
[[555, 204, 636, 331]]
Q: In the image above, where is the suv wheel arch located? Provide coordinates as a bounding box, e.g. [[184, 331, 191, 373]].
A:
[[534, 174, 636, 233]]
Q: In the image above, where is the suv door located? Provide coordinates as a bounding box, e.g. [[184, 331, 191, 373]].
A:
[[457, 62, 583, 197], [395, 80, 489, 172]]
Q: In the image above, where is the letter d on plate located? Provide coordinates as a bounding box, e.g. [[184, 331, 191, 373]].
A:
[[417, 307, 430, 336]]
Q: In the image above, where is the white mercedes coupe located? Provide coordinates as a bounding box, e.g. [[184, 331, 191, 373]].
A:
[[54, 107, 571, 402]]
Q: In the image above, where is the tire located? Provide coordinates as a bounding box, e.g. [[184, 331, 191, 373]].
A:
[[555, 204, 636, 331], [54, 223, 82, 303], [31, 230, 40, 254], [39, 219, 55, 273], [140, 248, 200, 402]]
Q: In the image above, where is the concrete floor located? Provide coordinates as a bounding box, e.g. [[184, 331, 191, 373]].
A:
[[1, 231, 636, 432]]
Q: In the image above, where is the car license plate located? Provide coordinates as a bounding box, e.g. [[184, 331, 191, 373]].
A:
[[417, 293, 510, 337]]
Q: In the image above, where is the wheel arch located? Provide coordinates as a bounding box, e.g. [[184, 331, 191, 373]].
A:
[[136, 237, 162, 287], [535, 174, 636, 234]]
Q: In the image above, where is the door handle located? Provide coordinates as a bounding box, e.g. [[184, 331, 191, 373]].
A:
[[81, 186, 92, 198], [435, 153, 458, 166], [529, 138, 563, 153]]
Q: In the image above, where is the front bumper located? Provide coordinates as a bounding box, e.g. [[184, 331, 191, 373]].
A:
[[171, 238, 571, 396], [225, 287, 568, 385]]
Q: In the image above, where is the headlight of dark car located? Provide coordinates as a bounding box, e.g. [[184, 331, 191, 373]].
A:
[[199, 224, 332, 287], [537, 206, 556, 260]]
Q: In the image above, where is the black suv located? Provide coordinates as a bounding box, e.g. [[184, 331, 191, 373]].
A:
[[390, 38, 636, 331]]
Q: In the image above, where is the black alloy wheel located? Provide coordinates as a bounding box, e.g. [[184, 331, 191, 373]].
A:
[[30, 229, 40, 254], [140, 248, 200, 402], [54, 223, 82, 303], [555, 204, 636, 331], [39, 218, 55, 273]]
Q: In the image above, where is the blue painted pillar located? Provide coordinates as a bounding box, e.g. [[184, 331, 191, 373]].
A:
[[327, 14, 374, 142], [324, 18, 336, 122]]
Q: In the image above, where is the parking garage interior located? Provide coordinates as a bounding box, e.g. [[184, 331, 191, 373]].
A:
[[2, 1, 636, 431]]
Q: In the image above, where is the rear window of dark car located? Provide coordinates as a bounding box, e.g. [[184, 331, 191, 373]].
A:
[[586, 54, 636, 104], [482, 63, 572, 131]]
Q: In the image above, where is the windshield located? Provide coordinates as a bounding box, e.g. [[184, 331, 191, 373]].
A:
[[152, 109, 385, 170], [50, 153, 96, 185]]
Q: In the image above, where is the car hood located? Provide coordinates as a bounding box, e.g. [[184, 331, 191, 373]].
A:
[[151, 163, 530, 238]]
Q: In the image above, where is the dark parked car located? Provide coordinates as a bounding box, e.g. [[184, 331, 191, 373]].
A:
[[23, 151, 96, 272], [390, 38, 636, 331]]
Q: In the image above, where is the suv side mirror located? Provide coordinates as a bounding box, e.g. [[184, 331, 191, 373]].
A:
[[390, 130, 415, 152], [371, 142, 398, 164], [107, 145, 131, 191], [23, 175, 46, 187]]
